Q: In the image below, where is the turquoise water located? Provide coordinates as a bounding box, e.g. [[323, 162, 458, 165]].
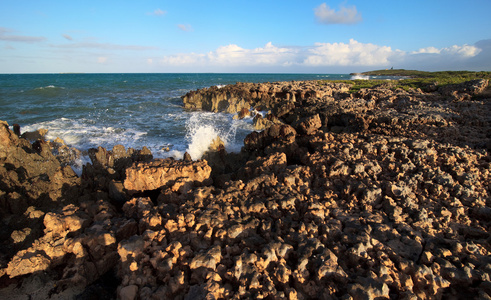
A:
[[0, 73, 353, 161]]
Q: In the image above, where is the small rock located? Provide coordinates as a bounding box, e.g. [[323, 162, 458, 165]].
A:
[[120, 285, 138, 300]]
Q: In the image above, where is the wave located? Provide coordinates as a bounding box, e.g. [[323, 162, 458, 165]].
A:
[[20, 111, 255, 166], [35, 85, 64, 90], [183, 112, 254, 160], [22, 118, 147, 151], [350, 75, 370, 80], [24, 85, 67, 97]]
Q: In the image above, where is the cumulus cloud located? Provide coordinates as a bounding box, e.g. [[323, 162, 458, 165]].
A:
[[159, 40, 485, 72], [177, 24, 193, 32], [412, 44, 480, 57], [148, 9, 166, 16], [314, 3, 362, 25], [304, 39, 394, 66], [412, 46, 441, 54], [208, 42, 297, 66], [0, 27, 46, 43], [441, 44, 481, 57], [400, 43, 485, 71], [160, 42, 298, 71]]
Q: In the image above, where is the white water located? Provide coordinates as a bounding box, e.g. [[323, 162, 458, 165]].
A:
[[183, 112, 253, 160], [350, 74, 370, 80], [22, 118, 148, 151], [21, 110, 255, 174]]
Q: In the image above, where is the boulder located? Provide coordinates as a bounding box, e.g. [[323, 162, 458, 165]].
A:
[[253, 114, 282, 130], [296, 114, 322, 135], [244, 124, 297, 152], [235, 107, 251, 119], [124, 158, 212, 192], [20, 128, 48, 142]]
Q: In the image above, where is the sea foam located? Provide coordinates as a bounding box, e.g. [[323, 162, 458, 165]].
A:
[[350, 74, 370, 80], [22, 118, 147, 151], [184, 113, 230, 160], [183, 112, 253, 160]]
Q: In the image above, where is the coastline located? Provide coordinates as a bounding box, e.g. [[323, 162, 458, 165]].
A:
[[0, 74, 490, 299]]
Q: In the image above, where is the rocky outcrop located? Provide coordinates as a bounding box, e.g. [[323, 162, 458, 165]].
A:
[[438, 79, 489, 100], [182, 81, 351, 114], [1, 77, 490, 299], [0, 122, 80, 216], [182, 83, 253, 113], [183, 79, 490, 149]]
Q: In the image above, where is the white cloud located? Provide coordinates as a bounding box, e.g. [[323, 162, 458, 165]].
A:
[[162, 42, 297, 68], [177, 24, 193, 32], [314, 3, 362, 25], [208, 42, 297, 66], [159, 40, 485, 72], [62, 34, 73, 41], [412, 45, 480, 57], [304, 39, 393, 66], [412, 46, 440, 54], [400, 44, 484, 71], [97, 57, 107, 63], [148, 9, 166, 16], [441, 44, 481, 57]]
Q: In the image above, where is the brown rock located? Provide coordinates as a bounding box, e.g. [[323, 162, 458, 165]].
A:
[[0, 121, 19, 157], [124, 158, 212, 192], [190, 245, 222, 271], [182, 84, 252, 113], [119, 285, 138, 300], [297, 114, 322, 135], [20, 128, 48, 142], [183, 152, 193, 161], [253, 113, 282, 130], [236, 107, 251, 119], [208, 136, 225, 152], [349, 279, 390, 300], [12, 123, 20, 136], [6, 249, 51, 278], [244, 124, 296, 152], [43, 204, 89, 237], [243, 152, 287, 178]]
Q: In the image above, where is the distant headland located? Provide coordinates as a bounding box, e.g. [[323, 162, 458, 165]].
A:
[[351, 68, 491, 78]]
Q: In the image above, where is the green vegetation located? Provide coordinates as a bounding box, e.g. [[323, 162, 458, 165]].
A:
[[319, 70, 491, 93], [358, 69, 432, 77]]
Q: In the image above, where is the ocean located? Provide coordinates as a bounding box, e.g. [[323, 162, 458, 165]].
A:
[[0, 73, 360, 172]]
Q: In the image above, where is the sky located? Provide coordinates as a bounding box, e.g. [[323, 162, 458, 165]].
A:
[[1, 0, 490, 73]]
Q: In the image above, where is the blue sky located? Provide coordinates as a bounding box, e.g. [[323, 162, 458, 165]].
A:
[[1, 0, 490, 73]]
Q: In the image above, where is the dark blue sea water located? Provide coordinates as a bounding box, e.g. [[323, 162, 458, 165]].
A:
[[0, 73, 363, 169]]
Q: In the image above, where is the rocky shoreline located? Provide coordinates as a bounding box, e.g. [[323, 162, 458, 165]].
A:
[[1, 78, 490, 299]]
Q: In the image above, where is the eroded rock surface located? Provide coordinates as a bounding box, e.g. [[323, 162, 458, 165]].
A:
[[124, 158, 212, 192], [1, 78, 490, 299]]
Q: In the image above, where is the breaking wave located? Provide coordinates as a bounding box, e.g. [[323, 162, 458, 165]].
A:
[[350, 74, 370, 80], [183, 112, 253, 160]]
